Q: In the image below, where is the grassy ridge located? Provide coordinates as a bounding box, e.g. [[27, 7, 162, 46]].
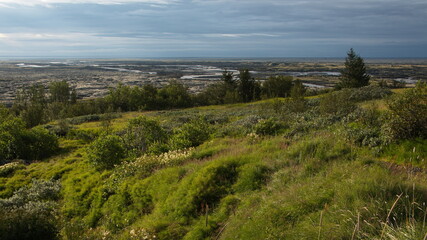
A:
[[1, 86, 427, 239]]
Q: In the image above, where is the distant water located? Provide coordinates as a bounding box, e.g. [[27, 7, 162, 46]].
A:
[[17, 63, 49, 68]]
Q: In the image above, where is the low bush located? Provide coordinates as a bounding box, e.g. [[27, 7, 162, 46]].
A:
[[21, 127, 59, 160], [87, 134, 126, 170], [122, 116, 168, 156], [382, 82, 427, 142], [218, 115, 262, 137], [348, 85, 392, 102], [169, 117, 212, 150], [0, 117, 59, 163], [319, 90, 356, 116], [0, 161, 25, 177], [254, 118, 284, 136], [0, 179, 61, 240], [344, 122, 382, 147]]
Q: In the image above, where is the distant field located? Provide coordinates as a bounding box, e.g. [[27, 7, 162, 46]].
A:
[[1, 59, 426, 104]]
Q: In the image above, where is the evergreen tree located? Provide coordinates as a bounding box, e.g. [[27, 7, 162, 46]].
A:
[[238, 69, 258, 102], [222, 69, 235, 88], [290, 79, 306, 112], [339, 48, 370, 88]]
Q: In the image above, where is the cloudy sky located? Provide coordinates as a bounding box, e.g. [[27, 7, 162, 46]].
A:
[[0, 0, 426, 58]]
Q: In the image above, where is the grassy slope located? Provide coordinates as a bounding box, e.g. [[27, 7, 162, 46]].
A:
[[1, 95, 427, 240]]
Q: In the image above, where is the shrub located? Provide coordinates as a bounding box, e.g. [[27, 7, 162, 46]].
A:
[[169, 117, 212, 150], [158, 80, 192, 109], [87, 134, 126, 170], [319, 90, 356, 116], [0, 161, 25, 177], [344, 122, 382, 147], [348, 85, 392, 102], [0, 116, 59, 163], [123, 116, 168, 156], [254, 118, 284, 136], [218, 115, 262, 137], [383, 82, 427, 142], [21, 127, 59, 160], [0, 179, 61, 240]]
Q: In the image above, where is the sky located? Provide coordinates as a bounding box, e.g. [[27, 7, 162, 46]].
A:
[[0, 0, 426, 58]]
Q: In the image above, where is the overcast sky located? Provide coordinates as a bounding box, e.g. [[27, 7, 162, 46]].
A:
[[0, 0, 426, 58]]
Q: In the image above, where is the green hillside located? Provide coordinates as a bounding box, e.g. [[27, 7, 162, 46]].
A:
[[1, 84, 426, 239]]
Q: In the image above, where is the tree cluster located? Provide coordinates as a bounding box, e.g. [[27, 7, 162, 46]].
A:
[[0, 105, 58, 164], [9, 69, 309, 130]]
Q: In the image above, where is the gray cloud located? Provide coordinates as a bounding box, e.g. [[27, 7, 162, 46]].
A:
[[0, 0, 426, 58]]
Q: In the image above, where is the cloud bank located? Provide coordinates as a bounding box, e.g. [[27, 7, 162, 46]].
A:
[[0, 0, 426, 58]]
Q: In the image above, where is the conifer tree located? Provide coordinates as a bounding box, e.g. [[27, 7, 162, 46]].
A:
[[339, 48, 370, 88], [238, 69, 258, 102]]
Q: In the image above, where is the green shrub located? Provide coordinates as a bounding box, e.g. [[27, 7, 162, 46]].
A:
[[170, 117, 212, 150], [219, 115, 261, 137], [319, 90, 356, 116], [87, 134, 126, 170], [383, 82, 427, 142], [0, 116, 59, 163], [348, 85, 392, 102], [344, 123, 382, 147], [0, 161, 25, 177], [0, 116, 26, 163], [22, 127, 59, 160], [254, 118, 284, 136], [123, 116, 168, 156], [0, 179, 61, 240]]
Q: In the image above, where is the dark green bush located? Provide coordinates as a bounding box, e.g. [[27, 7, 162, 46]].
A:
[[22, 127, 59, 160], [0, 114, 59, 163], [0, 116, 26, 163], [123, 116, 168, 156], [87, 134, 126, 170], [0, 179, 61, 240], [383, 82, 427, 142], [170, 117, 212, 150]]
